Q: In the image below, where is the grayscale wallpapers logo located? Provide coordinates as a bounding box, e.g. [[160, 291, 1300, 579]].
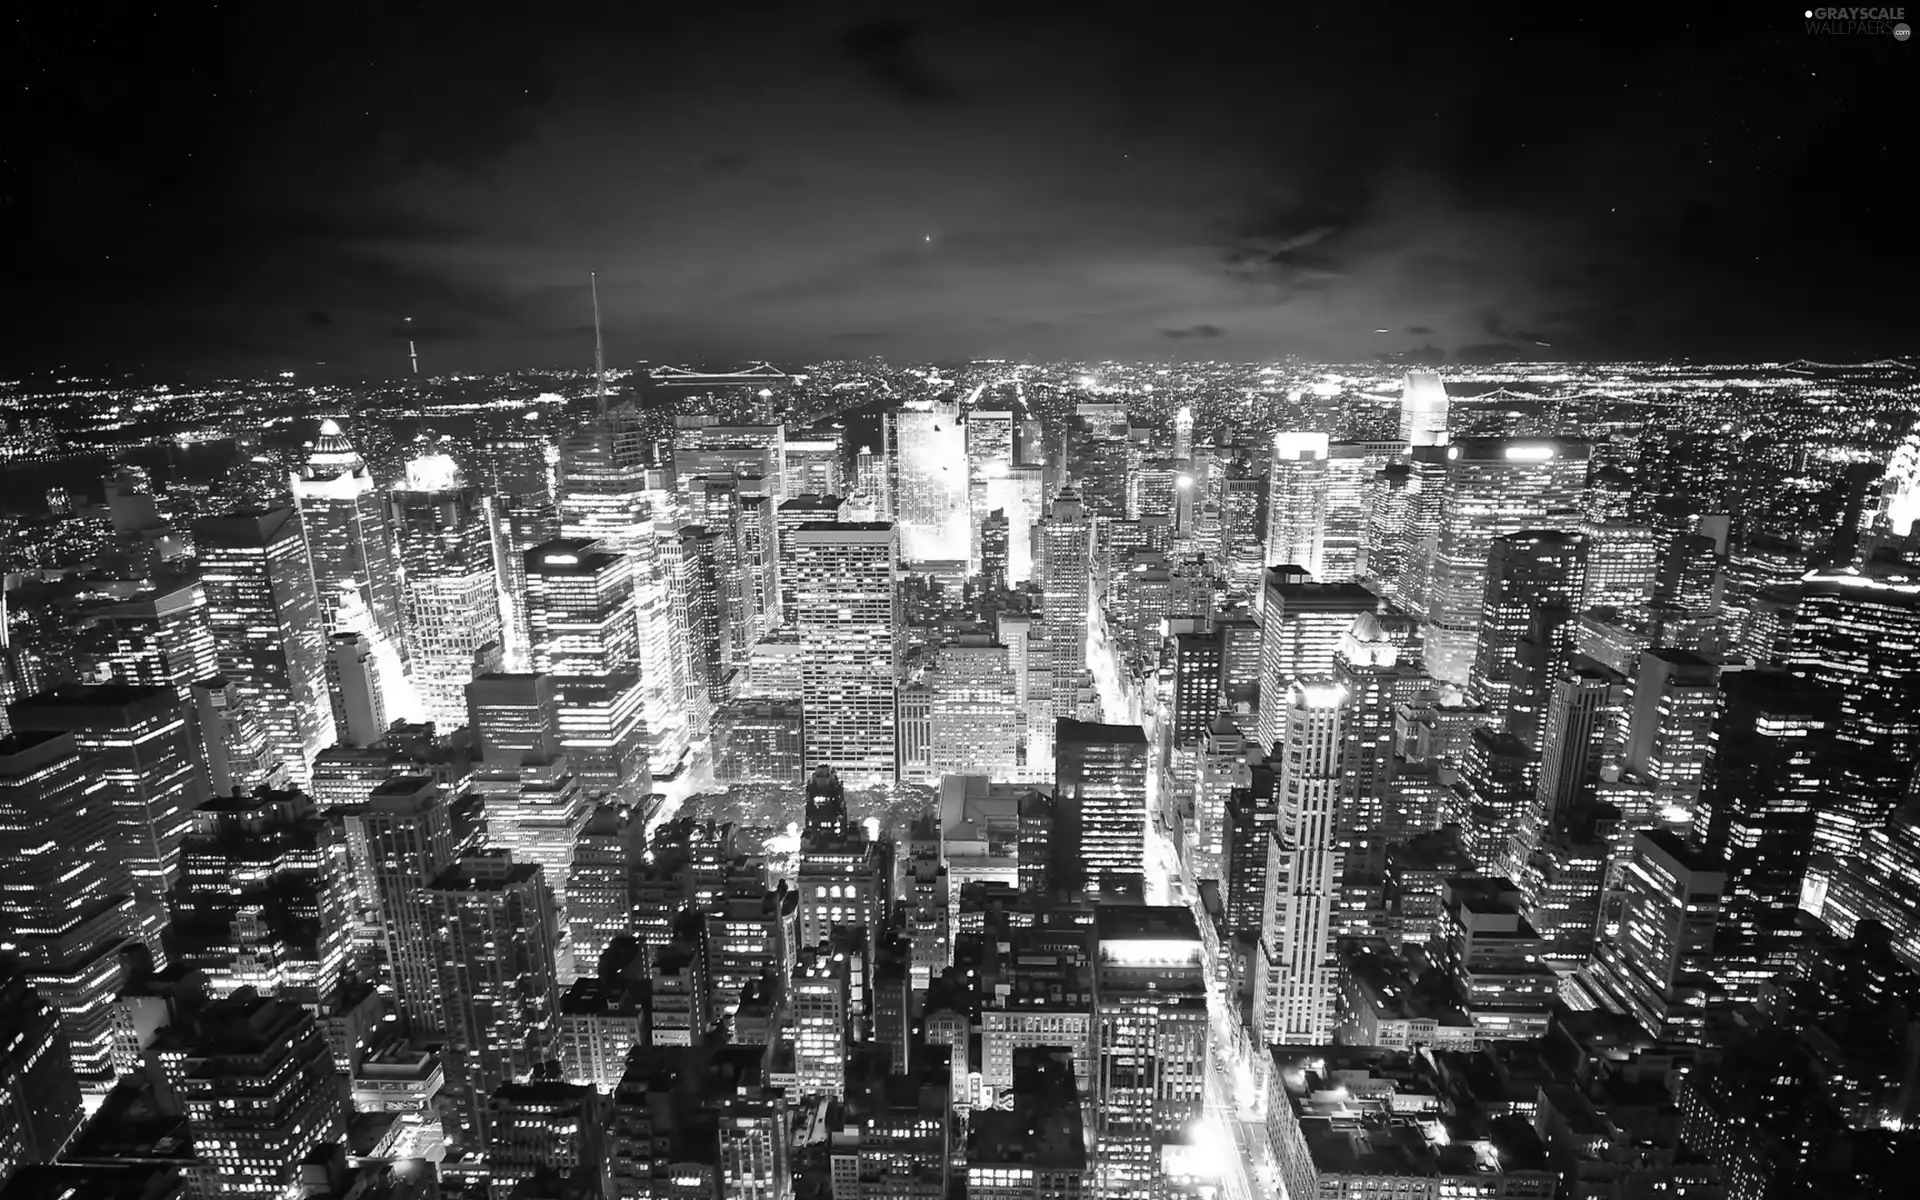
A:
[[1804, 6, 1911, 36]]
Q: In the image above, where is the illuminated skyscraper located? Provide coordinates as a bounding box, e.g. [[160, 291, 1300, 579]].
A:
[[1038, 489, 1092, 719], [390, 455, 505, 730], [10, 683, 206, 961], [560, 405, 687, 778], [424, 850, 561, 1150], [1091, 906, 1208, 1200], [1580, 520, 1658, 616], [1265, 431, 1330, 576], [167, 786, 352, 1006], [526, 538, 637, 677], [322, 632, 387, 748], [1255, 681, 1346, 1046], [1055, 718, 1149, 896], [928, 635, 1019, 780], [340, 775, 456, 1035], [193, 507, 336, 785], [0, 731, 139, 1090], [1787, 561, 1920, 872], [0, 957, 84, 1182], [891, 399, 969, 564], [1584, 830, 1726, 1043], [1469, 529, 1586, 727], [1621, 648, 1721, 820], [71, 580, 218, 702], [1256, 568, 1375, 753], [1695, 671, 1838, 996], [789, 523, 900, 781], [1415, 439, 1590, 686], [191, 675, 286, 796], [793, 944, 851, 1100], [289, 419, 406, 649], [1398, 370, 1450, 447], [167, 990, 347, 1200], [1324, 441, 1398, 584]]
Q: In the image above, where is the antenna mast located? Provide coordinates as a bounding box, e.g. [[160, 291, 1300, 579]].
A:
[[591, 272, 607, 414]]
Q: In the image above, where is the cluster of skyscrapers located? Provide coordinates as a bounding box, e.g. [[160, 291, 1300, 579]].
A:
[[1, 361, 1919, 1200]]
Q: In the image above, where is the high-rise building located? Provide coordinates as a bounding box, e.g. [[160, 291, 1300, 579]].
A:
[[323, 630, 388, 747], [9, 684, 206, 960], [928, 635, 1018, 780], [1470, 530, 1586, 730], [389, 455, 505, 730], [1169, 631, 1223, 750], [1695, 671, 1838, 994], [789, 523, 900, 781], [1584, 830, 1726, 1043], [792, 944, 851, 1101], [1038, 490, 1092, 718], [1519, 661, 1628, 868], [1091, 906, 1208, 1200], [1265, 431, 1330, 576], [1256, 569, 1375, 752], [193, 507, 336, 785], [340, 775, 457, 1034], [1580, 520, 1657, 616], [0, 957, 84, 1186], [167, 786, 352, 1007], [190, 676, 286, 797], [1620, 648, 1721, 821], [1398, 371, 1450, 447], [290, 420, 406, 650], [1255, 681, 1346, 1046], [1324, 441, 1399, 584], [423, 850, 561, 1150], [1413, 439, 1590, 686], [1787, 561, 1920, 876], [71, 581, 219, 702], [525, 538, 637, 677], [560, 404, 688, 779], [891, 399, 969, 564], [1055, 719, 1149, 896], [0, 730, 136, 1092]]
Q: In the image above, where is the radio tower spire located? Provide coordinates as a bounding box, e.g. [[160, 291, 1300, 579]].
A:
[[591, 272, 607, 415]]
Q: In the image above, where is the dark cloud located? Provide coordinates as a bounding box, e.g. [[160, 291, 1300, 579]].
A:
[[2, 5, 1915, 376], [305, 311, 333, 327]]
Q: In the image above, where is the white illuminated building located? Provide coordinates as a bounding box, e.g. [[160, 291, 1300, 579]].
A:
[[1399, 370, 1450, 446], [892, 399, 969, 564], [391, 454, 505, 729], [1256, 680, 1346, 1047], [1877, 423, 1920, 538], [1266, 431, 1330, 577]]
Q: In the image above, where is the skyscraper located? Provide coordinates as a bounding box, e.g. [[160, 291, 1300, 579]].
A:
[[193, 507, 336, 785], [891, 399, 969, 564], [340, 774, 456, 1034], [290, 421, 405, 642], [1054, 719, 1149, 896], [1584, 830, 1726, 1044], [0, 957, 84, 1185], [1255, 681, 1346, 1046], [1469, 529, 1586, 727], [789, 523, 900, 781], [525, 538, 637, 677], [423, 850, 562, 1150], [1256, 568, 1375, 753], [1414, 438, 1590, 686], [560, 403, 688, 779], [389, 455, 505, 729], [1038, 489, 1092, 719], [1398, 370, 1450, 447], [1265, 431, 1330, 576]]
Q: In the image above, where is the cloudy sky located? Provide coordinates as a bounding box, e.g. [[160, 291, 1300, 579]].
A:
[[3, 1, 1915, 377]]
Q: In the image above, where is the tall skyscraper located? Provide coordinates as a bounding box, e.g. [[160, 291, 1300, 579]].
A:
[[1695, 671, 1838, 994], [1324, 441, 1398, 583], [389, 455, 506, 729], [167, 990, 347, 1200], [928, 635, 1019, 780], [340, 774, 456, 1034], [1091, 906, 1209, 1200], [1398, 370, 1450, 447], [560, 404, 688, 778], [1580, 520, 1658, 616], [423, 850, 562, 1150], [1265, 431, 1330, 576], [0, 957, 84, 1184], [1413, 439, 1590, 686], [71, 581, 219, 702], [9, 684, 206, 961], [191, 675, 286, 796], [1038, 490, 1092, 718], [788, 523, 900, 781], [891, 399, 969, 564], [0, 731, 139, 1090], [1055, 719, 1149, 896], [1620, 648, 1721, 820], [525, 538, 637, 677], [290, 420, 406, 650], [193, 507, 336, 785], [1470, 529, 1586, 727], [1584, 830, 1726, 1044], [1255, 681, 1346, 1046], [1256, 568, 1375, 753]]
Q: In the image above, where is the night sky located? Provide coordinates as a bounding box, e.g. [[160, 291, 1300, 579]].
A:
[[3, 1, 1915, 378]]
